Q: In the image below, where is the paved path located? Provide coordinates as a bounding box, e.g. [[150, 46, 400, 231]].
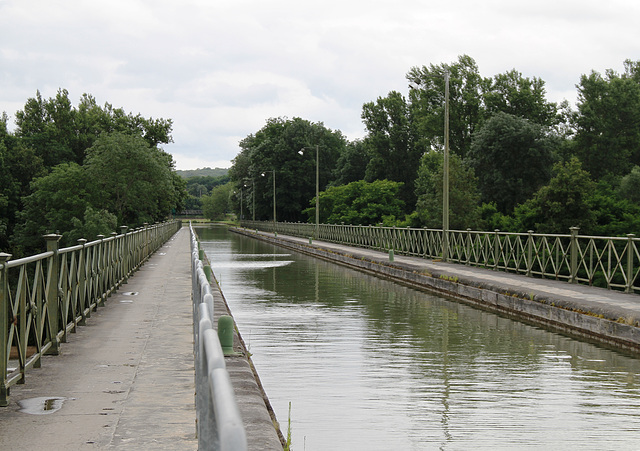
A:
[[0, 228, 197, 450]]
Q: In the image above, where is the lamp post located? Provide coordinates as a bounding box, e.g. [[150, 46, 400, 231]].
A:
[[239, 185, 243, 222], [300, 144, 320, 238], [443, 70, 450, 262], [261, 170, 276, 232]]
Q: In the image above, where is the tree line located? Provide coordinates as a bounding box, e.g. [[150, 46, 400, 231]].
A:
[[222, 55, 640, 236], [0, 89, 187, 257]]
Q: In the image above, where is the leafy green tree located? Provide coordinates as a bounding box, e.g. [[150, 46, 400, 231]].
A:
[[468, 112, 558, 213], [572, 60, 640, 179], [68, 206, 118, 244], [185, 175, 229, 196], [484, 69, 558, 126], [361, 91, 419, 209], [202, 182, 233, 220], [407, 55, 486, 159], [14, 89, 77, 167], [12, 162, 94, 252], [414, 150, 481, 229], [308, 179, 405, 226], [589, 180, 640, 236], [619, 166, 640, 204], [512, 157, 597, 233], [84, 132, 179, 226], [230, 117, 346, 222], [14, 89, 174, 169], [332, 139, 369, 186]]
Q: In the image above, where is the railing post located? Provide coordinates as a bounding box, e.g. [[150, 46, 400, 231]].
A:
[[493, 229, 500, 270], [76, 239, 87, 325], [44, 234, 62, 355], [0, 252, 12, 406], [526, 231, 534, 277], [96, 235, 106, 306], [569, 227, 580, 284], [143, 223, 149, 261], [120, 226, 129, 283], [626, 234, 636, 293], [465, 228, 472, 265]]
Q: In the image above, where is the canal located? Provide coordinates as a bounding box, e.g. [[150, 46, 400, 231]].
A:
[[197, 226, 640, 450]]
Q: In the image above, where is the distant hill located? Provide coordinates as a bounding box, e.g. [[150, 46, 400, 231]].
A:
[[176, 167, 229, 178]]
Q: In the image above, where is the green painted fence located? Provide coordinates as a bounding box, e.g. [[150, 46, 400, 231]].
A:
[[0, 220, 182, 406], [241, 220, 640, 294]]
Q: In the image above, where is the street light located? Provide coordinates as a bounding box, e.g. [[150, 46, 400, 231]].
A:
[[443, 70, 450, 262], [261, 170, 276, 232], [300, 144, 320, 238], [252, 178, 255, 222]]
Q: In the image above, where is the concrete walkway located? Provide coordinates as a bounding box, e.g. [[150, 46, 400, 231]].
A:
[[238, 229, 640, 354], [0, 228, 197, 450]]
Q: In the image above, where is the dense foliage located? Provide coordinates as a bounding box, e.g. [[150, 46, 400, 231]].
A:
[[228, 55, 640, 236], [0, 89, 186, 255]]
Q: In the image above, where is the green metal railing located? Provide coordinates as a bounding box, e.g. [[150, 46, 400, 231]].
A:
[[241, 221, 640, 294], [0, 220, 182, 406]]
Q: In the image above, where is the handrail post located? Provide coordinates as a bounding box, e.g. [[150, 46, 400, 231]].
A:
[[466, 228, 472, 265], [569, 227, 580, 284], [96, 235, 106, 306], [143, 223, 149, 261], [526, 230, 534, 277], [493, 229, 500, 270], [0, 252, 12, 406], [44, 234, 62, 355], [77, 239, 88, 324], [120, 226, 129, 283], [626, 234, 636, 293]]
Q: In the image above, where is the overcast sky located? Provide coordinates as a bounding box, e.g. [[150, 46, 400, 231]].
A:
[[1, 0, 639, 170]]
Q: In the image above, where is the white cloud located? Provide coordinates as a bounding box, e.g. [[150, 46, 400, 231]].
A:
[[1, 0, 640, 170]]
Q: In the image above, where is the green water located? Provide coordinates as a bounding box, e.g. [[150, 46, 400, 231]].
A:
[[197, 226, 640, 450]]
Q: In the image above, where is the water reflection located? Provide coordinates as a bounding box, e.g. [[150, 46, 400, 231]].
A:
[[197, 226, 640, 450]]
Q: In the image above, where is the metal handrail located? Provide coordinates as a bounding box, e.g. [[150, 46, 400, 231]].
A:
[[0, 220, 182, 407], [242, 220, 640, 294], [190, 224, 247, 451]]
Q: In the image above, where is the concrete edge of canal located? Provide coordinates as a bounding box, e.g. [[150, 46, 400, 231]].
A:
[[231, 228, 640, 357], [199, 245, 286, 450]]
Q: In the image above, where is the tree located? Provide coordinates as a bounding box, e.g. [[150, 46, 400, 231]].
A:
[[332, 139, 368, 186], [468, 112, 558, 213], [84, 132, 180, 225], [14, 89, 175, 169], [12, 162, 94, 252], [512, 157, 597, 234], [202, 183, 233, 220], [414, 150, 481, 229], [484, 69, 558, 126], [308, 179, 405, 226], [407, 54, 486, 159], [361, 91, 419, 209], [572, 60, 640, 179], [230, 117, 346, 222], [619, 166, 640, 204], [14, 89, 77, 167]]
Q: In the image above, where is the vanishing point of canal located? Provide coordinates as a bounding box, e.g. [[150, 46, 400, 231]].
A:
[[197, 226, 640, 450]]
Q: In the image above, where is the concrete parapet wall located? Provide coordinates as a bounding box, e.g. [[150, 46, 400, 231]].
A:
[[234, 228, 640, 356]]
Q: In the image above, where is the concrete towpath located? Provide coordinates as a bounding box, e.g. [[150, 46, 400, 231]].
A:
[[0, 228, 197, 450]]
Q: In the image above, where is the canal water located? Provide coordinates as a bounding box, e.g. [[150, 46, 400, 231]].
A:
[[197, 226, 640, 450]]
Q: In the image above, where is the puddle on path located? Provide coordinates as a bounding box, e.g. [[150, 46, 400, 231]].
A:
[[18, 397, 72, 415]]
